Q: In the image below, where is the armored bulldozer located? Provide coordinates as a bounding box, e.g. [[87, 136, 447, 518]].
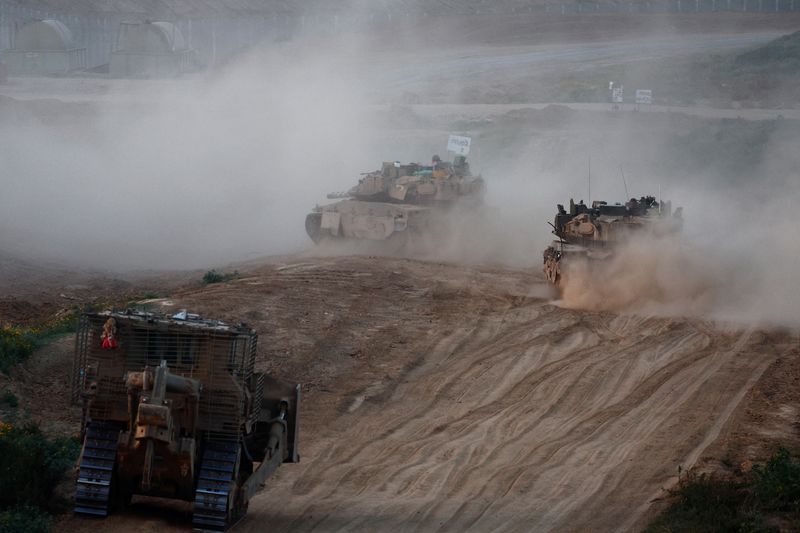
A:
[[70, 310, 300, 531], [543, 196, 683, 286], [305, 155, 485, 245]]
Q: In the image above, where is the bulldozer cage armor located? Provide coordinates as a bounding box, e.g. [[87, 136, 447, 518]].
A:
[[71, 310, 260, 442]]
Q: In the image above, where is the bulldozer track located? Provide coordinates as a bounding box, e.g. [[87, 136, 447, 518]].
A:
[[193, 440, 243, 532], [74, 422, 121, 517]]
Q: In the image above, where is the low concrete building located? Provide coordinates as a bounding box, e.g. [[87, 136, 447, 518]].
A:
[[110, 21, 193, 77], [2, 19, 87, 75]]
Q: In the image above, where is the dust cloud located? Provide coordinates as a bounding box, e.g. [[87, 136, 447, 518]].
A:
[[0, 39, 375, 271], [528, 110, 800, 326], [554, 214, 800, 327], [1, 15, 800, 327], [557, 234, 716, 315]]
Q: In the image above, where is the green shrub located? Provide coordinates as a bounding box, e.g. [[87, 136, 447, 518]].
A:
[[751, 448, 800, 515], [29, 315, 78, 347], [648, 449, 800, 532], [645, 472, 760, 533], [202, 269, 239, 285], [0, 422, 79, 510], [0, 505, 50, 533], [0, 328, 36, 374]]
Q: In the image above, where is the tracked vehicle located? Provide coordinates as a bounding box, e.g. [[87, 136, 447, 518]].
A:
[[305, 155, 485, 246], [71, 310, 300, 531], [543, 196, 683, 286]]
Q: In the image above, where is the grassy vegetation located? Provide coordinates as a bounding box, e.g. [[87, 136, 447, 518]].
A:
[[139, 292, 161, 300], [647, 448, 800, 533], [0, 307, 96, 530], [202, 269, 240, 285], [0, 312, 79, 374], [0, 506, 51, 533], [0, 328, 35, 374], [0, 421, 80, 533], [752, 449, 800, 518]]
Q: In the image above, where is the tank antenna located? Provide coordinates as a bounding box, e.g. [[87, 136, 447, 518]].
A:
[[619, 165, 629, 199], [587, 156, 591, 202]]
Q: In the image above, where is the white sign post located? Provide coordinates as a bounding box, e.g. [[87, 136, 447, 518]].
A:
[[611, 86, 624, 104], [447, 135, 471, 156], [635, 89, 653, 105], [609, 82, 623, 111]]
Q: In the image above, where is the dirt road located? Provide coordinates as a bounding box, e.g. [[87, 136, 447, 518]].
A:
[[54, 255, 796, 532], [393, 102, 800, 121]]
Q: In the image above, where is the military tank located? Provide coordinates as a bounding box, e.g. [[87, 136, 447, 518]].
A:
[[543, 196, 683, 286], [305, 155, 485, 246], [71, 310, 300, 531]]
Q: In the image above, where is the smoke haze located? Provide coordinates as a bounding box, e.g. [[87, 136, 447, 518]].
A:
[[0, 39, 376, 270], [1, 15, 799, 326]]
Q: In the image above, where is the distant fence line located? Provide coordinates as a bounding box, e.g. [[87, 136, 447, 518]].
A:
[[417, 0, 800, 13], [0, 2, 301, 69], [1, 0, 798, 69]]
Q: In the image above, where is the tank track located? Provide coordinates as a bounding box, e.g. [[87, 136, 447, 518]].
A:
[[193, 440, 243, 532], [305, 212, 323, 244], [74, 422, 120, 517], [543, 245, 562, 286]]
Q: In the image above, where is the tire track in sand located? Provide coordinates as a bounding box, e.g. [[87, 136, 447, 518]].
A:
[[241, 267, 781, 533]]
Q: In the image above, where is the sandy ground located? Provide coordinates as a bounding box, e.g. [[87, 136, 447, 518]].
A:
[[25, 255, 791, 533]]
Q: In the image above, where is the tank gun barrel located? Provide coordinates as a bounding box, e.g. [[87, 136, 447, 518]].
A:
[[326, 191, 352, 199]]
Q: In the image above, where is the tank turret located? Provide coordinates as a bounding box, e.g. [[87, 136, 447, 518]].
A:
[[543, 196, 683, 286], [305, 155, 485, 246]]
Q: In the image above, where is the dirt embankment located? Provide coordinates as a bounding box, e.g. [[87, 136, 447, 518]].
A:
[[25, 255, 794, 533]]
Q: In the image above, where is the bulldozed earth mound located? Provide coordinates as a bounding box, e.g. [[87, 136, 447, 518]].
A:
[[23, 255, 793, 533]]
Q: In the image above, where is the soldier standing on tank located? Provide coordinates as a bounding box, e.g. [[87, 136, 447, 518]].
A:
[[453, 155, 470, 176]]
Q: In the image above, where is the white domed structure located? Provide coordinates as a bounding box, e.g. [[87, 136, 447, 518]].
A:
[[16, 20, 75, 51], [110, 21, 193, 78], [2, 19, 86, 75]]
